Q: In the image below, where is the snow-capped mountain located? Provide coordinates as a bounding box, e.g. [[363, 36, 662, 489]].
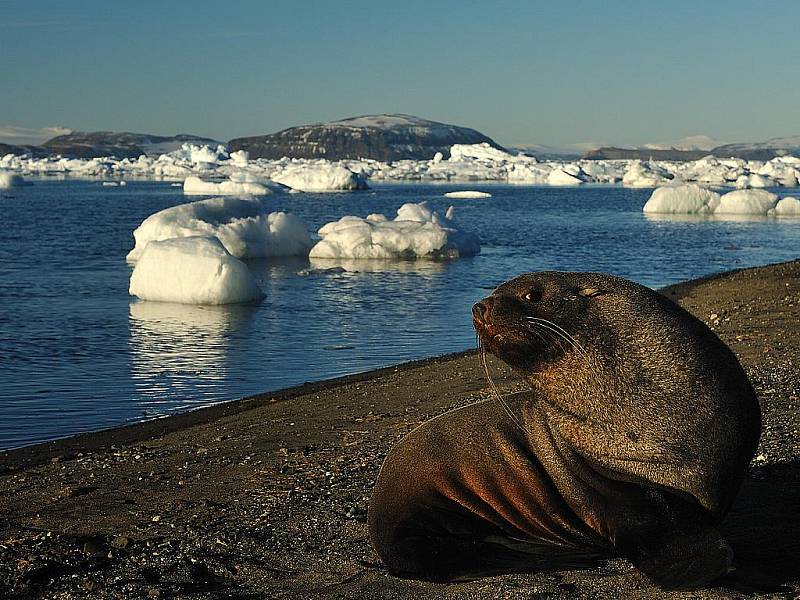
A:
[[228, 114, 504, 161]]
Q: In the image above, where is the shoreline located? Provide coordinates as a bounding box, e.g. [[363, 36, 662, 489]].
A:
[[1, 259, 798, 599], [0, 258, 794, 467]]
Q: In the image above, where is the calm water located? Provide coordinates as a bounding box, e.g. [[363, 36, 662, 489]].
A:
[[1, 180, 798, 449]]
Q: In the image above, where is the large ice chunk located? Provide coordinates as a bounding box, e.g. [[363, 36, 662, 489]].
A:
[[643, 184, 721, 214], [271, 163, 368, 192], [309, 202, 480, 259], [715, 189, 779, 215], [129, 236, 264, 305], [183, 176, 270, 196], [127, 196, 312, 261]]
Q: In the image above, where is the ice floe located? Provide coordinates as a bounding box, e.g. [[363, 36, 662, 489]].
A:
[[443, 190, 492, 198], [127, 196, 312, 261], [643, 184, 720, 214], [309, 202, 480, 259], [129, 236, 264, 305], [183, 176, 270, 196], [715, 189, 779, 215], [772, 197, 800, 216], [270, 163, 368, 192], [643, 185, 798, 216]]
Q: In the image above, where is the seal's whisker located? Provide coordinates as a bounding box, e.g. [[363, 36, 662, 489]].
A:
[[530, 317, 589, 357], [526, 317, 589, 360], [479, 340, 526, 433], [522, 320, 568, 354], [525, 319, 578, 355]]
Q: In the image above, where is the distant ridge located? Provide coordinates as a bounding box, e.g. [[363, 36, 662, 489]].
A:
[[584, 135, 800, 161], [41, 132, 221, 159], [228, 114, 505, 161], [582, 147, 710, 161]]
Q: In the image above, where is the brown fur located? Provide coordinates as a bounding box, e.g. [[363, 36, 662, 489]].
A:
[[368, 271, 761, 589]]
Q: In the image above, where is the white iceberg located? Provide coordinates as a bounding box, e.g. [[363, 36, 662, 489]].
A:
[[129, 236, 264, 305], [271, 163, 367, 192], [771, 196, 800, 216], [443, 190, 492, 198], [127, 196, 312, 261], [309, 202, 480, 259], [715, 189, 779, 215], [0, 172, 27, 188], [183, 176, 270, 196], [643, 184, 721, 214]]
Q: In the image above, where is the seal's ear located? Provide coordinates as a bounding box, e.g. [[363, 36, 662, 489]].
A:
[[578, 288, 607, 298]]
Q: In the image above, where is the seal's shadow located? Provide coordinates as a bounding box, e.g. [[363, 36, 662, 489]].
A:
[[721, 461, 800, 592]]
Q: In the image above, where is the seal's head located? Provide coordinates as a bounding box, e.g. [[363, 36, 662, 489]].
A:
[[472, 271, 612, 371]]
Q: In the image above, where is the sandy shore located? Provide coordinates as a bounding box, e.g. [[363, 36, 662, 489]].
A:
[[1, 260, 798, 599]]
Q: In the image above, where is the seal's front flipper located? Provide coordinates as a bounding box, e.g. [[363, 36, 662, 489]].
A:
[[609, 489, 733, 590]]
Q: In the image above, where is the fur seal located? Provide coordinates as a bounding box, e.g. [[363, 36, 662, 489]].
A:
[[368, 271, 761, 589]]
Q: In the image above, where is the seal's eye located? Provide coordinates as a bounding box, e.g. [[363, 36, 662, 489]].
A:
[[524, 288, 543, 303], [578, 288, 607, 298]]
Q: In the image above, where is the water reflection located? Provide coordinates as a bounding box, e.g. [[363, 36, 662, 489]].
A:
[[643, 213, 800, 224], [307, 257, 450, 274], [128, 300, 257, 416]]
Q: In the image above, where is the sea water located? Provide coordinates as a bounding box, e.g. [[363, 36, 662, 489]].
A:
[[1, 180, 798, 448]]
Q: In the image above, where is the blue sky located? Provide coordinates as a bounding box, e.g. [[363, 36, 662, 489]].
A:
[[2, 0, 799, 146]]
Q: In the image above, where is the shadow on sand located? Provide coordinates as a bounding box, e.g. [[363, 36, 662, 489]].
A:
[[720, 461, 800, 593]]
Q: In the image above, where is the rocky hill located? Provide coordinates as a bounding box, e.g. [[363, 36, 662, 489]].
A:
[[41, 132, 221, 159], [228, 114, 504, 161]]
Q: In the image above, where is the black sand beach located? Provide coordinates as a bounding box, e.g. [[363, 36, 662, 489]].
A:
[[1, 260, 799, 599]]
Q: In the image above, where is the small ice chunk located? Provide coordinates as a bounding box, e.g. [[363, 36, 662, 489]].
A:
[[129, 236, 264, 305], [771, 196, 800, 216], [643, 184, 721, 214], [183, 176, 270, 196], [271, 164, 368, 192], [0, 172, 27, 188], [309, 202, 480, 259], [127, 196, 312, 261], [443, 190, 492, 198], [715, 189, 779, 215], [547, 168, 584, 186]]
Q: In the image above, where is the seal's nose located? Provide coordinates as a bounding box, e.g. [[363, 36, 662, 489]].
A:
[[472, 301, 487, 319]]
